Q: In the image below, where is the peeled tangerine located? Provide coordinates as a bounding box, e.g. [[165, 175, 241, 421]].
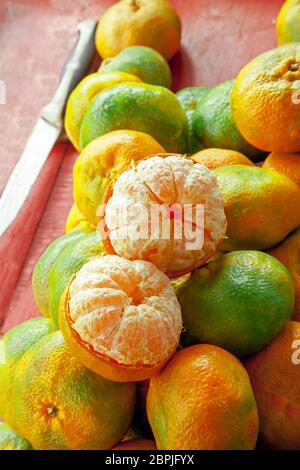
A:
[[100, 154, 227, 277], [59, 255, 182, 382]]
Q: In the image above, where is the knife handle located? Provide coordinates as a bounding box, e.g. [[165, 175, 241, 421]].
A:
[[41, 19, 97, 128]]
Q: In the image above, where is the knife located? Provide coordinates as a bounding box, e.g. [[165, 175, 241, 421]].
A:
[[0, 19, 97, 325]]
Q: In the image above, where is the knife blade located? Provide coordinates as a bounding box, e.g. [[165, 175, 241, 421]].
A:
[[0, 118, 60, 235], [0, 19, 97, 325], [0, 19, 97, 236]]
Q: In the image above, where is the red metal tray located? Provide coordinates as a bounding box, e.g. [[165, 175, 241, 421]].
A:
[[0, 0, 283, 333]]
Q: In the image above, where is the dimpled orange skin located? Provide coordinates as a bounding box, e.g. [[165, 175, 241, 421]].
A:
[[191, 148, 255, 170], [276, 0, 300, 46], [263, 151, 300, 187], [232, 43, 300, 153], [12, 332, 136, 450], [147, 345, 259, 450], [96, 0, 181, 61], [268, 228, 300, 321], [65, 204, 95, 234], [65, 71, 142, 151], [111, 439, 157, 450], [213, 164, 300, 251], [245, 321, 300, 450]]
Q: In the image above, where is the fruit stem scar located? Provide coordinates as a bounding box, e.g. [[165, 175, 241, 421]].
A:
[[47, 405, 58, 417], [289, 63, 299, 72], [130, 0, 140, 11]]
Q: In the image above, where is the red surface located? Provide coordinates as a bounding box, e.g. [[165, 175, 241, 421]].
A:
[[0, 0, 284, 333], [0, 143, 68, 324]]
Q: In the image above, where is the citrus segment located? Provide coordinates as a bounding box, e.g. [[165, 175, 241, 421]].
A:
[[59, 255, 182, 382], [101, 154, 227, 277]]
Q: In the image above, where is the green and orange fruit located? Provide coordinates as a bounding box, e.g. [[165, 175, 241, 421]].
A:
[[79, 83, 188, 152], [191, 148, 255, 170], [65, 71, 142, 151], [12, 331, 136, 450], [214, 164, 300, 251], [276, 0, 300, 45], [176, 86, 210, 154], [245, 321, 300, 450], [262, 151, 300, 187], [0, 317, 56, 428], [177, 251, 295, 357], [193, 80, 260, 159], [96, 0, 181, 61], [32, 230, 85, 317], [232, 43, 300, 152], [99, 46, 172, 88], [268, 227, 300, 321], [147, 344, 259, 450], [0, 424, 32, 450]]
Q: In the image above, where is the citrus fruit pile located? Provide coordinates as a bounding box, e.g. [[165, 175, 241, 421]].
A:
[[2, 0, 300, 451]]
